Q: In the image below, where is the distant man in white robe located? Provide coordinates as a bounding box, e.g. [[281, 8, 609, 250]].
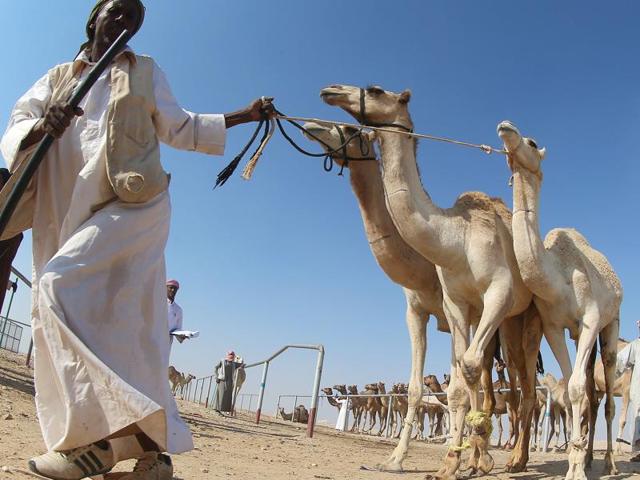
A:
[[0, 1, 273, 478], [617, 322, 640, 461], [166, 279, 184, 346]]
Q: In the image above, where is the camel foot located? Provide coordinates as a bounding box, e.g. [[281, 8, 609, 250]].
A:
[[505, 450, 528, 473], [564, 439, 588, 480], [425, 451, 460, 480], [372, 461, 403, 473], [603, 452, 618, 476]]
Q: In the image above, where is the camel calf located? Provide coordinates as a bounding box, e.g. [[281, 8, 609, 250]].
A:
[[168, 365, 195, 396]]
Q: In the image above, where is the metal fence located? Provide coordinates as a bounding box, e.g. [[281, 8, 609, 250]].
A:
[[178, 374, 258, 413], [277, 385, 553, 452], [0, 317, 25, 353]]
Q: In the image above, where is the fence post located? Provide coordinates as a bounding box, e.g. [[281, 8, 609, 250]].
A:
[[0, 279, 17, 349], [205, 376, 213, 408], [542, 386, 551, 453], [275, 395, 281, 418], [385, 393, 393, 438], [255, 361, 269, 424], [292, 396, 297, 423], [306, 346, 324, 438]]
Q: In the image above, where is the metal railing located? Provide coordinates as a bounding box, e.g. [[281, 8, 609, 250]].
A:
[[0, 267, 32, 360], [276, 385, 553, 452]]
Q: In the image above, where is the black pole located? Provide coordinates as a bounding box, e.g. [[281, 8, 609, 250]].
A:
[[0, 29, 131, 238]]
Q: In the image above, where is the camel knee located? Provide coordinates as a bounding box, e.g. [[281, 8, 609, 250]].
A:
[[567, 377, 586, 406]]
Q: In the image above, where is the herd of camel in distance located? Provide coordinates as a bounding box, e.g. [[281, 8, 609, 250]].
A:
[[175, 83, 631, 480]]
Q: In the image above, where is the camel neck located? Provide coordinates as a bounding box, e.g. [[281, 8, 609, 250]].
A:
[[378, 130, 458, 267], [511, 167, 563, 301]]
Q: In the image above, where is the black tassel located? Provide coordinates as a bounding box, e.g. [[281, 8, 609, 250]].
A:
[[214, 119, 264, 189]]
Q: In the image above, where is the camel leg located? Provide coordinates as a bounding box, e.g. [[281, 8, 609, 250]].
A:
[[617, 391, 630, 454], [427, 332, 469, 480], [496, 415, 503, 448], [599, 318, 619, 475], [584, 345, 598, 469], [544, 324, 575, 432], [505, 308, 542, 472], [565, 315, 600, 480], [461, 286, 513, 475], [376, 297, 427, 471], [505, 363, 520, 449]]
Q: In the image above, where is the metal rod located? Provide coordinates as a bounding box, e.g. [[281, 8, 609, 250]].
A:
[[255, 361, 269, 424], [205, 376, 213, 408], [0, 279, 16, 349], [542, 386, 552, 453], [306, 346, 324, 438], [291, 396, 297, 423]]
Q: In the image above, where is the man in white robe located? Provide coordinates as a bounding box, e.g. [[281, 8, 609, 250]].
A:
[[617, 327, 640, 461], [0, 1, 273, 479], [166, 279, 184, 346]]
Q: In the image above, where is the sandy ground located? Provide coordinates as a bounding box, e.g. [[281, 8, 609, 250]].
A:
[[1, 349, 639, 480]]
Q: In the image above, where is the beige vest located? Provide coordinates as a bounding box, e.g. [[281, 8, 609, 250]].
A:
[[49, 53, 169, 203]]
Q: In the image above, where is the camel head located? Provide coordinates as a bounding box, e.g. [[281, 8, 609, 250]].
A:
[[347, 385, 358, 394], [322, 387, 334, 396], [377, 381, 385, 391], [333, 384, 347, 394], [302, 121, 376, 168], [184, 374, 196, 383], [497, 120, 546, 178], [540, 372, 557, 388], [423, 375, 440, 391], [495, 359, 506, 374], [320, 84, 413, 130], [364, 383, 379, 393]]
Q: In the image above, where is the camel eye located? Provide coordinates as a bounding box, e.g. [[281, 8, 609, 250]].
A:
[[366, 86, 384, 95], [526, 138, 538, 149]]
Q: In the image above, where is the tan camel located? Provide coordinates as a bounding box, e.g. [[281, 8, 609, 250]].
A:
[[540, 373, 571, 451], [498, 121, 622, 479], [594, 338, 632, 454], [322, 387, 342, 413], [347, 385, 366, 432], [377, 382, 390, 436], [321, 85, 541, 478], [362, 383, 382, 433], [302, 122, 509, 467], [278, 405, 308, 423], [388, 383, 408, 438], [493, 360, 518, 449], [299, 120, 447, 468], [168, 366, 195, 396]]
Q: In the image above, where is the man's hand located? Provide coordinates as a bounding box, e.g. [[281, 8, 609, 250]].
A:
[[41, 102, 84, 138], [246, 97, 275, 122], [19, 101, 84, 151], [224, 97, 275, 129]]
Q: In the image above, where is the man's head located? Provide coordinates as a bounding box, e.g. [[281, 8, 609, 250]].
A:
[[166, 279, 179, 302], [81, 0, 145, 54]]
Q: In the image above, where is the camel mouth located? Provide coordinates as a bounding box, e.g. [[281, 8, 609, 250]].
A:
[[497, 120, 521, 138], [320, 87, 345, 105]]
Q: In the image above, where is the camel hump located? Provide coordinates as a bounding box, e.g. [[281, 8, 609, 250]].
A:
[[544, 228, 622, 297]]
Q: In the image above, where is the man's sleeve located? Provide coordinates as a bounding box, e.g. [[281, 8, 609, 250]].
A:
[[151, 61, 226, 155], [1, 73, 52, 171], [616, 343, 634, 375]]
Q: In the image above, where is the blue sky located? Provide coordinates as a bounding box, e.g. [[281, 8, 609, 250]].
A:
[[1, 1, 639, 436]]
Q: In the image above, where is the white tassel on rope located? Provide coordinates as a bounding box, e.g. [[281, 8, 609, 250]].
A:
[[242, 118, 276, 181]]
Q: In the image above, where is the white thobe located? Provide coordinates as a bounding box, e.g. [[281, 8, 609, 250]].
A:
[[0, 47, 226, 455], [617, 338, 640, 451], [167, 300, 183, 345], [335, 398, 350, 431]]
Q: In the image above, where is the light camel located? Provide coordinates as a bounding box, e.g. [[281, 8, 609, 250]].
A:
[[498, 121, 622, 479], [376, 382, 390, 436], [540, 373, 572, 451], [298, 120, 447, 468], [321, 85, 541, 478], [493, 360, 517, 449], [594, 338, 632, 454], [362, 383, 382, 433], [302, 121, 505, 469]]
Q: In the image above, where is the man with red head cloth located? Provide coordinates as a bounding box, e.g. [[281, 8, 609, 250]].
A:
[[0, 1, 272, 478]]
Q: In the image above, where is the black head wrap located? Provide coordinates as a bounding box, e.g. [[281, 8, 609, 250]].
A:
[[79, 0, 145, 54]]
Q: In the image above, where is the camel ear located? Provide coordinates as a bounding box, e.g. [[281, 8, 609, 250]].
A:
[[539, 147, 546, 159], [399, 90, 412, 104]]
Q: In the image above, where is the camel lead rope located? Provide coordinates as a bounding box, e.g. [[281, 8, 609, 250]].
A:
[[242, 118, 276, 181]]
